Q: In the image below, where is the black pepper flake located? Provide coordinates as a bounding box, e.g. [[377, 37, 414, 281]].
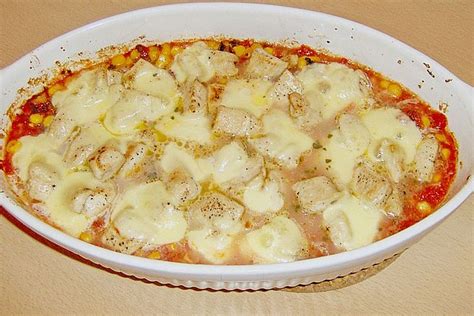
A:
[[325, 159, 332, 163]]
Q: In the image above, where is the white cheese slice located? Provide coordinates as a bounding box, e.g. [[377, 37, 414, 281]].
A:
[[323, 193, 383, 251], [103, 89, 174, 135], [318, 114, 371, 188], [362, 108, 422, 164], [297, 63, 369, 119], [207, 142, 251, 184], [187, 228, 236, 264], [45, 171, 110, 237], [250, 110, 313, 168], [155, 112, 212, 145], [112, 181, 187, 245], [170, 42, 214, 83], [244, 216, 307, 263], [52, 68, 122, 125], [243, 175, 284, 214], [12, 134, 63, 181], [220, 79, 273, 118], [123, 59, 180, 106], [160, 143, 212, 182]]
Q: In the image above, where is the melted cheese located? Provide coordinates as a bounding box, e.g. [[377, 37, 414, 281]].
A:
[[13, 134, 63, 181], [323, 193, 383, 250], [160, 143, 212, 182], [207, 142, 251, 184], [112, 182, 187, 245], [297, 63, 369, 119], [169, 42, 211, 83], [244, 216, 306, 263], [45, 172, 110, 237], [187, 228, 236, 264], [52, 68, 122, 125], [220, 79, 273, 118], [250, 110, 313, 168], [243, 175, 284, 214], [362, 108, 422, 164], [155, 113, 212, 145], [320, 125, 369, 188], [123, 59, 180, 106], [103, 89, 174, 135]]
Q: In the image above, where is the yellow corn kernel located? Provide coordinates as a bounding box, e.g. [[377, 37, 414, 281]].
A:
[[435, 133, 447, 142], [43, 115, 55, 127], [33, 93, 47, 104], [47, 83, 64, 96], [170, 45, 183, 56], [416, 201, 432, 214], [148, 46, 159, 62], [388, 83, 402, 97], [233, 45, 246, 57], [432, 173, 442, 183], [130, 49, 140, 60], [161, 43, 171, 55], [169, 243, 176, 251], [250, 43, 263, 51], [379, 79, 390, 89], [206, 40, 220, 50], [264, 47, 274, 55], [111, 54, 126, 67], [125, 56, 134, 67], [297, 56, 308, 69], [155, 54, 171, 68], [421, 115, 431, 128], [216, 77, 228, 85], [441, 148, 451, 160], [308, 55, 320, 63], [79, 232, 93, 243], [6, 140, 21, 153], [154, 130, 168, 142], [148, 251, 161, 259], [29, 113, 43, 124]]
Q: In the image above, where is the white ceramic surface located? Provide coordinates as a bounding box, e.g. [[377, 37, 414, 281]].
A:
[[0, 3, 472, 290]]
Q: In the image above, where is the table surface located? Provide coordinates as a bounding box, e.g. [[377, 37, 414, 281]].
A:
[[1, 0, 473, 314]]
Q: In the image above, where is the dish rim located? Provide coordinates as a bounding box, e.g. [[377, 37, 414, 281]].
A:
[[0, 2, 473, 279]]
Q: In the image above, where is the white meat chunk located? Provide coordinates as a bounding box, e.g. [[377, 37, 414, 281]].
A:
[[89, 145, 125, 180], [167, 171, 201, 205], [268, 70, 303, 106], [107, 70, 122, 85], [171, 41, 238, 83], [414, 135, 439, 182], [188, 192, 244, 233], [47, 110, 76, 144], [288, 92, 322, 129], [384, 189, 403, 217], [118, 143, 149, 178], [213, 106, 262, 137], [339, 113, 371, 154], [292, 176, 342, 213], [71, 187, 115, 217], [26, 162, 60, 202], [208, 50, 239, 77], [350, 162, 392, 207], [233, 155, 264, 184], [377, 139, 404, 183], [245, 48, 288, 80], [289, 92, 308, 117], [183, 80, 208, 114], [101, 225, 144, 254]]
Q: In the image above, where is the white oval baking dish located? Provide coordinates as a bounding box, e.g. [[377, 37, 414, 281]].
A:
[[0, 3, 472, 290]]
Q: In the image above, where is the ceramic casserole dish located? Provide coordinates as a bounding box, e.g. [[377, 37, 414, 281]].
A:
[[0, 3, 473, 290]]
